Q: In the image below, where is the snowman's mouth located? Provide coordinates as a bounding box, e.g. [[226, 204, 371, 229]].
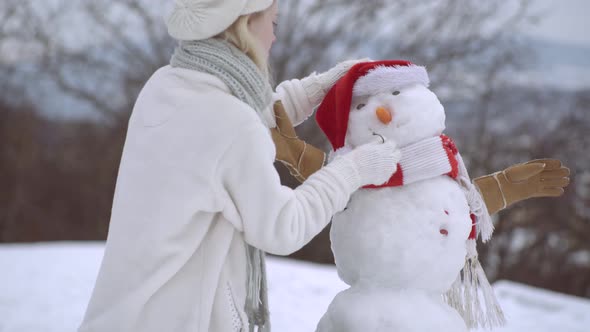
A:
[[372, 132, 385, 143]]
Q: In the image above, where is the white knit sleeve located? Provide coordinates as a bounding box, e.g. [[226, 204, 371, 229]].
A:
[[217, 123, 359, 255]]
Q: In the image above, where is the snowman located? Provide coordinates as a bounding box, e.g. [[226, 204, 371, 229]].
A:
[[314, 61, 505, 332]]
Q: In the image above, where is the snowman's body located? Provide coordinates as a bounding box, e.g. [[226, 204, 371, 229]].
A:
[[316, 285, 466, 332], [316, 66, 475, 331], [317, 178, 471, 332]]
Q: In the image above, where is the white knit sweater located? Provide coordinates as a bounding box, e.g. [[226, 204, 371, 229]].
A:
[[78, 65, 359, 332]]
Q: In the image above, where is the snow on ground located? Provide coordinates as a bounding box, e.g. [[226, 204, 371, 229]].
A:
[[1, 242, 589, 332]]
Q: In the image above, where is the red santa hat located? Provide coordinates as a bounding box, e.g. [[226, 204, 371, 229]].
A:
[[315, 60, 429, 151]]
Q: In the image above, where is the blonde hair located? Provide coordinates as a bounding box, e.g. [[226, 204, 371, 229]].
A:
[[219, 14, 270, 77]]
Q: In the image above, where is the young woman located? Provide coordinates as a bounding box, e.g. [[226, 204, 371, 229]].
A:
[[78, 1, 400, 331], [79, 1, 569, 331]]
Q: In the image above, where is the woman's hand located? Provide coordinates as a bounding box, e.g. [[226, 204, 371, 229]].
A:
[[300, 58, 371, 106], [474, 159, 570, 215], [313, 58, 371, 94], [332, 136, 402, 188]]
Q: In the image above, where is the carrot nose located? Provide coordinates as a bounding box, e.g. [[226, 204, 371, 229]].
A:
[[376, 106, 393, 124]]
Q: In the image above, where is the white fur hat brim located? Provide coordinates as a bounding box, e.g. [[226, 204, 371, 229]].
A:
[[166, 0, 273, 41], [353, 65, 430, 97]]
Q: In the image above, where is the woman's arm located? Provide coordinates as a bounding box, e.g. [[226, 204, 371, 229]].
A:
[[217, 121, 399, 255]]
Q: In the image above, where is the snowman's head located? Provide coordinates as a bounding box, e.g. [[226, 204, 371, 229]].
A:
[[316, 61, 446, 152], [345, 84, 445, 148]]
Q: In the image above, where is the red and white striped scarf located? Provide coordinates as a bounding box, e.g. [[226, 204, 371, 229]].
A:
[[333, 135, 491, 241], [347, 135, 492, 244], [363, 135, 459, 189]]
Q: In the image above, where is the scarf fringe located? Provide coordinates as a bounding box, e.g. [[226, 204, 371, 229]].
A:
[[455, 153, 494, 242], [444, 258, 506, 330], [245, 245, 270, 332], [450, 153, 504, 329]]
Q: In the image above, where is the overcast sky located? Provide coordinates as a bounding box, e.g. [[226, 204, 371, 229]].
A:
[[523, 0, 590, 46]]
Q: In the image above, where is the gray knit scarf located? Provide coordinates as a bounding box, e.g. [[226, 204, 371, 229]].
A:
[[170, 38, 271, 332]]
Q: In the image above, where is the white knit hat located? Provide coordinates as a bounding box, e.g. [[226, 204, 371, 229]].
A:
[[165, 0, 274, 41]]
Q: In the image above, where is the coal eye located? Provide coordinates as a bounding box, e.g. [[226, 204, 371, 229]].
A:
[[392, 91, 400, 96], [356, 103, 366, 110]]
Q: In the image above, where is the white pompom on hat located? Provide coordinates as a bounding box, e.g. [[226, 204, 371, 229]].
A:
[[166, 0, 274, 41]]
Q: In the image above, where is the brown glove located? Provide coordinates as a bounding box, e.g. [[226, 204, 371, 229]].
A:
[[474, 159, 570, 215], [271, 101, 326, 183]]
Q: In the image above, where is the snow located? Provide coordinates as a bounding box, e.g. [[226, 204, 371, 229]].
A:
[[489, 281, 590, 332], [1, 242, 589, 332]]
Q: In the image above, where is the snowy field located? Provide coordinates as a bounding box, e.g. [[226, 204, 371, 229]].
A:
[[1, 242, 589, 332]]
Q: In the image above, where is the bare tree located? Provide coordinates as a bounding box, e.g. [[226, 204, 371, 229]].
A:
[[272, 0, 532, 89], [8, 0, 174, 124]]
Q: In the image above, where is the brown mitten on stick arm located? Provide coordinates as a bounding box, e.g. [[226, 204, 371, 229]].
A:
[[271, 101, 326, 183], [474, 159, 570, 215]]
